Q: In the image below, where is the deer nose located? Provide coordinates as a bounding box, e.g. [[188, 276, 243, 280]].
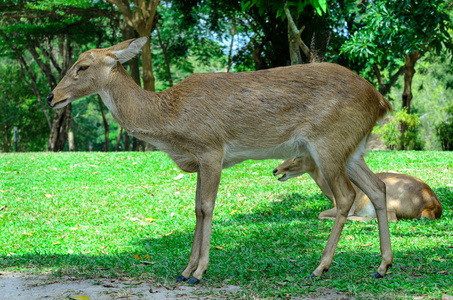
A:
[[46, 93, 54, 107], [272, 168, 278, 176]]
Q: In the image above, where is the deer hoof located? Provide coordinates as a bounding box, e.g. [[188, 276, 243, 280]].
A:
[[307, 273, 317, 280], [186, 277, 201, 284], [371, 272, 384, 279], [176, 275, 188, 282]]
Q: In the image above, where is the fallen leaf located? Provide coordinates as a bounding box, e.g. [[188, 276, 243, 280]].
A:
[[132, 254, 141, 260], [360, 244, 373, 247], [145, 217, 156, 222], [53, 241, 61, 245], [45, 194, 53, 198], [173, 174, 184, 180], [70, 295, 90, 300], [215, 246, 224, 250], [142, 254, 151, 260], [124, 282, 143, 286], [248, 269, 257, 272], [68, 249, 74, 254]]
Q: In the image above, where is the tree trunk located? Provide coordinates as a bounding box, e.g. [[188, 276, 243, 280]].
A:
[[252, 40, 267, 70], [287, 21, 303, 65], [227, 14, 236, 72], [116, 127, 123, 151], [47, 104, 71, 151], [399, 50, 420, 150], [46, 37, 73, 151], [124, 133, 130, 151], [402, 51, 420, 114], [68, 130, 75, 151], [156, 24, 173, 86], [98, 96, 109, 152]]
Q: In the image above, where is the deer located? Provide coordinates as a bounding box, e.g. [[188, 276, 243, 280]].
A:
[[273, 157, 443, 221], [46, 37, 393, 284]]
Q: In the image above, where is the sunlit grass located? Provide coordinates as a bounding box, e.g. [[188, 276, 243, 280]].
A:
[[1, 151, 452, 298]]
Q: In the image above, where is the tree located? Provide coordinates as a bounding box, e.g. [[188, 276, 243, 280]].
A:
[[341, 0, 453, 107], [242, 0, 328, 65], [107, 0, 159, 92], [0, 0, 117, 151]]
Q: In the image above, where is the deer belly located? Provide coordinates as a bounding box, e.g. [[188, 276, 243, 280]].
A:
[[222, 140, 308, 168]]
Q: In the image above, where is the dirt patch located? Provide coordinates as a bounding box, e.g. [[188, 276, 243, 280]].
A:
[[0, 272, 365, 299], [0, 272, 240, 300]]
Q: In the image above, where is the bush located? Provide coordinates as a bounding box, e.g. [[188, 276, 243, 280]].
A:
[[437, 105, 453, 151], [373, 109, 423, 150]]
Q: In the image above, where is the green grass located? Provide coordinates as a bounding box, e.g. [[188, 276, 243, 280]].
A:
[[1, 151, 452, 299]]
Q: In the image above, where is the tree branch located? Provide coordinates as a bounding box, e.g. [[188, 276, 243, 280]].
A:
[[18, 55, 52, 129], [284, 6, 310, 58]]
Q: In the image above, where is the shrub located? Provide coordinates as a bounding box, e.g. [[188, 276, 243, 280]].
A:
[[373, 109, 423, 150], [437, 105, 453, 151]]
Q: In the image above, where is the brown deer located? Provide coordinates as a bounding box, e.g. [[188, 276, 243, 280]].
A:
[[46, 37, 393, 283], [273, 157, 442, 221]]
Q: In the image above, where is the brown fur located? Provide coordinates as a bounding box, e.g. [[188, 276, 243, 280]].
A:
[[47, 37, 393, 281], [274, 157, 442, 221]]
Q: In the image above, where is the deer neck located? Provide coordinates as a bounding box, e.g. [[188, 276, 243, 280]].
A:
[[99, 64, 166, 135]]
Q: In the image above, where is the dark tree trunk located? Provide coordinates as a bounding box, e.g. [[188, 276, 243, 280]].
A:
[[399, 51, 420, 150], [98, 96, 109, 152], [47, 104, 72, 151], [45, 37, 73, 152]]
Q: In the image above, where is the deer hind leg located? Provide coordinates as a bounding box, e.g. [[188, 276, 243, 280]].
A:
[[311, 162, 356, 278], [346, 156, 393, 278], [176, 154, 222, 284]]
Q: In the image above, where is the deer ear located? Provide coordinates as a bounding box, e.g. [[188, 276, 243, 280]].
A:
[[110, 37, 148, 63]]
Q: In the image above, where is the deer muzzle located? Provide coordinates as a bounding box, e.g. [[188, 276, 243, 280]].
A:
[[46, 93, 55, 107]]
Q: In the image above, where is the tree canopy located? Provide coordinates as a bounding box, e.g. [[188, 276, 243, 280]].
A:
[[1, 0, 452, 152]]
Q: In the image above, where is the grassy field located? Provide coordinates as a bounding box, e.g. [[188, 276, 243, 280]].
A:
[[0, 151, 452, 299]]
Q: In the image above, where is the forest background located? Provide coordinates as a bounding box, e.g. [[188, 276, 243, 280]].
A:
[[0, 0, 452, 153]]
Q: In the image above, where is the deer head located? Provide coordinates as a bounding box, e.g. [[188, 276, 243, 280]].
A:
[[46, 37, 148, 109]]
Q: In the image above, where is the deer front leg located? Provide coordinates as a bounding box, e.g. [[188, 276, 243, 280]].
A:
[[177, 155, 222, 284]]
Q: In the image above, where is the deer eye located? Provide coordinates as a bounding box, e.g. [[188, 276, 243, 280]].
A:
[[78, 66, 89, 71]]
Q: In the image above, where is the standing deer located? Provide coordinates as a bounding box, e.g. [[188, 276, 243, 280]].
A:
[[273, 157, 442, 221], [46, 37, 393, 283]]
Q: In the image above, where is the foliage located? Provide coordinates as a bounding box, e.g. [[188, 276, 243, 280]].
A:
[[0, 151, 452, 298], [437, 104, 453, 151], [374, 109, 423, 150], [0, 59, 48, 152], [242, 0, 327, 19], [386, 51, 453, 150], [340, 0, 453, 90], [152, 1, 227, 90]]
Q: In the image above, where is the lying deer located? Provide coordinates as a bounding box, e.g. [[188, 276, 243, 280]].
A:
[[47, 37, 393, 283], [273, 157, 442, 221]]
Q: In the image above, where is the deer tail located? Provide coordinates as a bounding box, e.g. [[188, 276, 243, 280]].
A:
[[377, 93, 392, 120]]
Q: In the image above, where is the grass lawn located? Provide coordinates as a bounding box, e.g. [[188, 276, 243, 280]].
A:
[[1, 151, 452, 299]]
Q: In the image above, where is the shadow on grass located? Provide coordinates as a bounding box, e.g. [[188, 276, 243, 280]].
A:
[[1, 190, 452, 297]]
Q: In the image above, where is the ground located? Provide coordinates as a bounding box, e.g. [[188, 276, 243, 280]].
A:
[[0, 272, 355, 299]]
